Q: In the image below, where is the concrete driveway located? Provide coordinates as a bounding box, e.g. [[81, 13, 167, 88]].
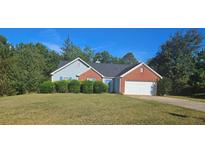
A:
[[129, 95, 205, 112]]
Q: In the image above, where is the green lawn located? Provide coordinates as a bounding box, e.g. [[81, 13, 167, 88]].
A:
[[166, 96, 205, 103], [0, 93, 205, 124]]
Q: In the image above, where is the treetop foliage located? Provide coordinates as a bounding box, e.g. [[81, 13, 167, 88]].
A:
[[61, 36, 138, 64], [0, 35, 7, 45], [149, 29, 205, 95]]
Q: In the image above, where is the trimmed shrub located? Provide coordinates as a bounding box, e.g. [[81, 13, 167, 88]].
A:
[[81, 80, 93, 93], [103, 83, 108, 92], [157, 77, 172, 96], [39, 81, 55, 93], [55, 80, 68, 93], [93, 81, 108, 93], [68, 80, 81, 93]]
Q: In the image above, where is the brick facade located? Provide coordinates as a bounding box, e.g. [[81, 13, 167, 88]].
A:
[[78, 69, 102, 81], [119, 64, 160, 93]]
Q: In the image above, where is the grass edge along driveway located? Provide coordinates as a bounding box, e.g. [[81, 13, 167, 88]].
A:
[[129, 95, 205, 112], [0, 93, 204, 124], [166, 96, 205, 103]]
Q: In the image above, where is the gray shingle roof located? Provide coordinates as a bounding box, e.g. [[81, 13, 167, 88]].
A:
[[90, 63, 137, 77], [57, 60, 138, 77]]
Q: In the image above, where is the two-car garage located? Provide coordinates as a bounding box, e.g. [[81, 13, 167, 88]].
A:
[[124, 81, 157, 96], [119, 63, 162, 96]]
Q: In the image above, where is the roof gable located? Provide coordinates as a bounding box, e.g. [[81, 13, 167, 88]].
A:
[[51, 58, 104, 77], [120, 63, 162, 79], [51, 58, 90, 75]]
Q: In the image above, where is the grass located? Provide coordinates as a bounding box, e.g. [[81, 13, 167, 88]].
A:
[[166, 95, 205, 103], [192, 93, 205, 99], [0, 93, 205, 124]]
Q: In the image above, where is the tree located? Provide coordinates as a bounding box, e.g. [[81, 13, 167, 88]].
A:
[[61, 36, 83, 61], [110, 56, 121, 64], [189, 49, 205, 93], [82, 46, 94, 63], [0, 35, 15, 95], [35, 43, 60, 79], [93, 51, 112, 63], [148, 29, 203, 94], [93, 51, 138, 64], [15, 43, 45, 93], [45, 50, 60, 77], [157, 77, 172, 95], [121, 52, 138, 64], [0, 35, 7, 45]]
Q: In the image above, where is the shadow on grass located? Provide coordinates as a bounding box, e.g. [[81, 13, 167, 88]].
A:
[[167, 112, 188, 118], [166, 112, 205, 123]]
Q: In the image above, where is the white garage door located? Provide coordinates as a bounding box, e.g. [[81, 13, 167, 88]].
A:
[[125, 81, 157, 95]]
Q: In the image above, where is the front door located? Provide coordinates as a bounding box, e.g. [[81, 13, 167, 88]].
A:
[[104, 79, 113, 93]]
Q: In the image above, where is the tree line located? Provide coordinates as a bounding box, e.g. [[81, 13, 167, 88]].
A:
[[0, 35, 138, 96], [148, 29, 205, 96], [61, 37, 138, 64]]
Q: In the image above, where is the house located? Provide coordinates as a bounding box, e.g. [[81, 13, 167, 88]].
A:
[[51, 57, 162, 95]]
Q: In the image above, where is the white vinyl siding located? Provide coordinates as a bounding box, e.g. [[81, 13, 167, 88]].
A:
[[52, 60, 89, 81]]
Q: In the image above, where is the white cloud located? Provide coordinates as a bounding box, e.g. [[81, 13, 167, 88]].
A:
[[43, 42, 62, 53]]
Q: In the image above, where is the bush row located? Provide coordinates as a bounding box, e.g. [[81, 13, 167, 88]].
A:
[[39, 80, 108, 94]]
